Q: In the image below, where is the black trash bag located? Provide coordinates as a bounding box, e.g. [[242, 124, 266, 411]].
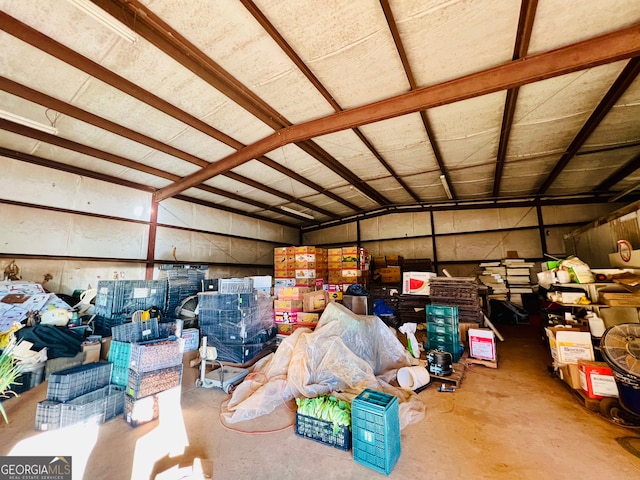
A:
[[14, 324, 84, 359], [345, 284, 369, 296]]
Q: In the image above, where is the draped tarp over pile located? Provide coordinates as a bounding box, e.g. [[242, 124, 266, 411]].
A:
[[222, 302, 426, 428]]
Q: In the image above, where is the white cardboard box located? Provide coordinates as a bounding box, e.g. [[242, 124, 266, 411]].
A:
[[468, 328, 496, 361], [402, 272, 437, 295], [545, 327, 594, 364]]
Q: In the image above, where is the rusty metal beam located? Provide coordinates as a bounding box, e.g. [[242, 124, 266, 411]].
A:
[[95, 0, 389, 206], [0, 76, 337, 218], [0, 120, 312, 222], [538, 56, 640, 195], [243, 0, 418, 203], [380, 0, 451, 201], [155, 24, 640, 201], [493, 0, 538, 197]]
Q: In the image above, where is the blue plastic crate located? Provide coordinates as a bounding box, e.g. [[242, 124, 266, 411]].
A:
[[351, 389, 401, 475]]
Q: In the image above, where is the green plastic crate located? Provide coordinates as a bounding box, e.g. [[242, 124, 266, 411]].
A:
[[351, 389, 401, 475]]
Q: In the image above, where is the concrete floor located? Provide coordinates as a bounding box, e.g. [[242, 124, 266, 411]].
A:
[[1, 324, 640, 479]]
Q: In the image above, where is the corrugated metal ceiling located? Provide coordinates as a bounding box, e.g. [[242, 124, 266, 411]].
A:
[[1, 0, 639, 229]]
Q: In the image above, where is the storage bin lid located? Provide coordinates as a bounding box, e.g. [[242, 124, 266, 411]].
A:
[[600, 323, 640, 377]]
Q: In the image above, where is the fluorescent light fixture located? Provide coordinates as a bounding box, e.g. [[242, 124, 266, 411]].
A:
[[440, 174, 453, 200], [66, 0, 137, 43], [0, 109, 58, 135], [280, 206, 315, 220]]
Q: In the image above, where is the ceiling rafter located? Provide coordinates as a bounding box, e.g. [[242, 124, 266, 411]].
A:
[[241, 0, 421, 204], [0, 11, 359, 214], [95, 0, 390, 207], [538, 56, 640, 195], [593, 152, 640, 193], [0, 146, 297, 227], [154, 24, 640, 201], [0, 76, 337, 219], [0, 119, 314, 223], [493, 0, 538, 197], [380, 0, 452, 201]]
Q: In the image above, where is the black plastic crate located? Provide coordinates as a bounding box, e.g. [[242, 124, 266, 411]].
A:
[[295, 413, 351, 451], [111, 318, 160, 342], [46, 362, 113, 402], [197, 292, 258, 310], [200, 323, 276, 345], [126, 365, 183, 400], [208, 337, 277, 364], [35, 400, 61, 431], [59, 385, 125, 427], [94, 280, 168, 318], [201, 278, 219, 292], [197, 306, 259, 326]]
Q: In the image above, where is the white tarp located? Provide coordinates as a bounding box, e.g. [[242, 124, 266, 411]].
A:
[[222, 302, 426, 429]]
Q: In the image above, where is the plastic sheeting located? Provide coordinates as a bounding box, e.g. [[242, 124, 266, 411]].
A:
[[221, 302, 426, 429]]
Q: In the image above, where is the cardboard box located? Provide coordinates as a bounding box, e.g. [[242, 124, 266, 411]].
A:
[[82, 342, 101, 364], [558, 363, 582, 389], [468, 328, 496, 361], [402, 272, 437, 295], [379, 266, 401, 283], [545, 327, 594, 364], [342, 295, 368, 315], [303, 289, 329, 312], [100, 337, 112, 361], [297, 312, 320, 323], [273, 299, 303, 312], [578, 360, 618, 399]]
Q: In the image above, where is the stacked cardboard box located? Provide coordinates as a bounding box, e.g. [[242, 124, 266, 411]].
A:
[[294, 246, 328, 287], [372, 255, 403, 284], [503, 258, 536, 307], [326, 246, 370, 297]]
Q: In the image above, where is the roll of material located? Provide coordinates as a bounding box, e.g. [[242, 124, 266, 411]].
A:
[[397, 366, 430, 390]]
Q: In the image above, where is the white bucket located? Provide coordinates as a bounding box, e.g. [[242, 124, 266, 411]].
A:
[[397, 366, 430, 390]]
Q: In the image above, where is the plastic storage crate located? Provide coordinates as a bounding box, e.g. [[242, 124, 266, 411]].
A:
[[46, 362, 113, 402], [199, 321, 276, 345], [129, 337, 184, 373], [124, 386, 181, 427], [295, 413, 351, 451], [208, 337, 277, 364], [35, 400, 62, 431], [126, 365, 183, 399], [218, 277, 253, 294], [59, 385, 125, 428], [94, 279, 168, 318], [108, 340, 132, 386], [198, 306, 259, 326], [111, 318, 160, 342], [197, 292, 258, 310], [351, 389, 401, 475]]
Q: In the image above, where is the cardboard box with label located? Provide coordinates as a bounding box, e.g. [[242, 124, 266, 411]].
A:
[[468, 328, 496, 361], [545, 327, 594, 364], [578, 360, 618, 399], [402, 272, 437, 295]]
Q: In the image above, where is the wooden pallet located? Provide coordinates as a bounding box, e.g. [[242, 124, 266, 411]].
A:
[[428, 353, 467, 388], [466, 355, 498, 369]]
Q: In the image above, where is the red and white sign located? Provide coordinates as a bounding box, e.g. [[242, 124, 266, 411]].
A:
[[469, 328, 496, 361]]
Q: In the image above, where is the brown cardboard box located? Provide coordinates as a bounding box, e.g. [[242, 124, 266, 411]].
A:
[[100, 337, 112, 361], [82, 342, 101, 364], [379, 266, 401, 283], [303, 289, 329, 312], [559, 363, 581, 389]]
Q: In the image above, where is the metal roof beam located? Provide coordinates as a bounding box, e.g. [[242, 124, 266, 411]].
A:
[[155, 24, 640, 201]]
